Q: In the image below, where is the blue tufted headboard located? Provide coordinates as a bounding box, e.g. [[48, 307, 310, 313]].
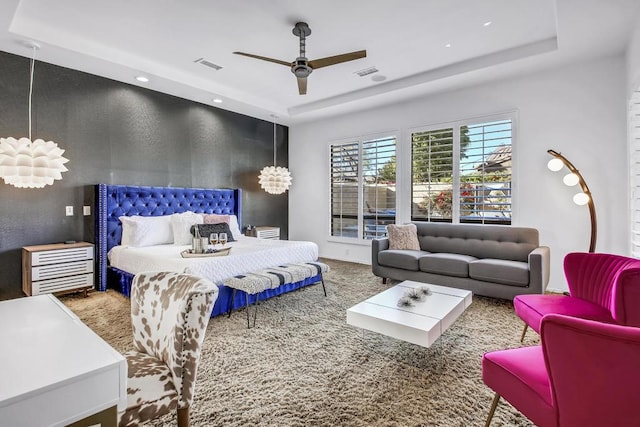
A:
[[95, 184, 242, 291]]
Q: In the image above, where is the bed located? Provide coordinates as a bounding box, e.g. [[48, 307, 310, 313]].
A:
[[95, 184, 322, 317]]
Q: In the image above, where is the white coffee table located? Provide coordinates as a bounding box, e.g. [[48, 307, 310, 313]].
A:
[[346, 281, 472, 348]]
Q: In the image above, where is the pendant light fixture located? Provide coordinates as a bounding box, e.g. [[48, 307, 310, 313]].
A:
[[258, 118, 292, 194], [0, 42, 69, 189]]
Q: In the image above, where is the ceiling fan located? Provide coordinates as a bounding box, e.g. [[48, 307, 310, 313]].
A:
[[233, 22, 366, 95]]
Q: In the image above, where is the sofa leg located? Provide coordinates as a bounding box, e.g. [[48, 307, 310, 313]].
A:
[[382, 277, 388, 284], [519, 324, 529, 343], [484, 393, 500, 427]]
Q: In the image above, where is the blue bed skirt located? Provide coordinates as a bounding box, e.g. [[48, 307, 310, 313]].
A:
[[107, 266, 323, 317]]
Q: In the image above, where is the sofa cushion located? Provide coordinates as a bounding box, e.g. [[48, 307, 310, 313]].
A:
[[415, 222, 539, 262], [419, 253, 477, 277], [387, 223, 420, 250], [378, 250, 429, 271], [470, 259, 529, 287]]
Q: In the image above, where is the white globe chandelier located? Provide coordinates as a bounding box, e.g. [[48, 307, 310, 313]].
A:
[[258, 120, 292, 194], [0, 43, 69, 189]]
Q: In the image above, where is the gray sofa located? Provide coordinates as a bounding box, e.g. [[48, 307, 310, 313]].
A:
[[372, 222, 550, 300]]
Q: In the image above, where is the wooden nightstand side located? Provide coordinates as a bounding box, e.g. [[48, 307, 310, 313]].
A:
[[246, 226, 280, 240], [22, 242, 95, 296]]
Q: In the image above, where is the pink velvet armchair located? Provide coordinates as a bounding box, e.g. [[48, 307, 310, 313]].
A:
[[513, 252, 640, 341], [482, 314, 640, 426]]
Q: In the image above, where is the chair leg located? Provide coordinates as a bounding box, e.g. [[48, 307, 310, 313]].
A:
[[320, 275, 327, 297], [520, 324, 529, 343], [177, 406, 189, 427], [485, 393, 500, 427], [382, 277, 388, 284]]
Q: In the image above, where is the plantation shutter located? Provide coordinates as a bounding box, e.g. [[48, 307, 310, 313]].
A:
[[459, 120, 512, 224], [361, 137, 396, 239], [330, 142, 359, 238], [630, 91, 640, 257], [411, 128, 455, 222]]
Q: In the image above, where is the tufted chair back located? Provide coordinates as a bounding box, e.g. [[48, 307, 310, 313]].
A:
[[514, 252, 640, 343], [564, 252, 640, 326], [120, 272, 219, 427]]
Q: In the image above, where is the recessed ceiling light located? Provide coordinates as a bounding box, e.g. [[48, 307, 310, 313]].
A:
[[483, 21, 492, 27], [135, 76, 149, 82], [213, 98, 223, 104], [445, 43, 452, 48], [371, 74, 387, 82]]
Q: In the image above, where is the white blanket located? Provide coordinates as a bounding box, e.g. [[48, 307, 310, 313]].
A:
[[108, 236, 319, 284]]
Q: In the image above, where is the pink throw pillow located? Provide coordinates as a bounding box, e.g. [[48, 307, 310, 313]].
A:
[[203, 214, 230, 225]]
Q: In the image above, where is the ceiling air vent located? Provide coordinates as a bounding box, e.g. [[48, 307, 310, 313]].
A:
[[355, 66, 379, 77], [194, 58, 223, 70]]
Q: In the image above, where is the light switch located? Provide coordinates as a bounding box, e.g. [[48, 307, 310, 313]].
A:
[[65, 206, 74, 216], [83, 206, 91, 216]]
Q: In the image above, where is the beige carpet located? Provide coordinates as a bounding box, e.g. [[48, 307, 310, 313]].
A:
[[62, 259, 536, 427]]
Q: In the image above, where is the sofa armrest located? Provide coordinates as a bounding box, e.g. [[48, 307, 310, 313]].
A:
[[371, 238, 389, 276], [528, 246, 551, 293]]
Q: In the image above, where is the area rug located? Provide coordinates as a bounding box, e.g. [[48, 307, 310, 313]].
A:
[[62, 259, 536, 426]]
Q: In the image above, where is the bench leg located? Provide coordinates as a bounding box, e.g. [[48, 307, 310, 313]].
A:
[[320, 275, 327, 297], [227, 289, 237, 318], [245, 292, 260, 329]]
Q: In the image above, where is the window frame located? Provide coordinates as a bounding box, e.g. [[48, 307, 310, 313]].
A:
[[327, 131, 399, 244], [630, 91, 640, 257], [407, 111, 517, 225]]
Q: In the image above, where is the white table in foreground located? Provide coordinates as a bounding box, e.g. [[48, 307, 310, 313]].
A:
[[346, 281, 472, 348], [0, 294, 127, 427]]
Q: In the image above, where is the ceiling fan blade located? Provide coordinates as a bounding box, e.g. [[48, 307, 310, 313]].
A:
[[297, 76, 308, 95], [233, 52, 291, 67], [308, 50, 367, 69]]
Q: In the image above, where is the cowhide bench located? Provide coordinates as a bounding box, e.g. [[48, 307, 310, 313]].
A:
[[223, 261, 330, 328]]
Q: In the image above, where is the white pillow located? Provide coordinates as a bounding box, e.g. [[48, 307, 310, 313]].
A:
[[228, 215, 242, 239], [119, 215, 173, 247], [171, 212, 204, 245]]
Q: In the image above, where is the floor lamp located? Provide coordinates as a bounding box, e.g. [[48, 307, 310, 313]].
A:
[[546, 149, 597, 252]]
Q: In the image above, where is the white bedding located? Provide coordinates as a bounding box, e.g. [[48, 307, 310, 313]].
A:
[[108, 236, 319, 284]]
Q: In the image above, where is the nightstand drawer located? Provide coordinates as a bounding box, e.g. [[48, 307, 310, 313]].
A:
[[247, 226, 280, 240], [32, 247, 93, 266], [32, 273, 94, 295], [32, 260, 94, 281]]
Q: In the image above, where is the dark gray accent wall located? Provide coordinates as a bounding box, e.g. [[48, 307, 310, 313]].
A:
[[0, 50, 289, 298]]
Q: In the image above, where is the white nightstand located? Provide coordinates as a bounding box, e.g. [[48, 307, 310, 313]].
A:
[[22, 242, 94, 296], [246, 226, 280, 240]]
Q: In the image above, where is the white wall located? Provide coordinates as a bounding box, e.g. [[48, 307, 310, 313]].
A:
[[289, 55, 627, 293], [626, 13, 640, 95]]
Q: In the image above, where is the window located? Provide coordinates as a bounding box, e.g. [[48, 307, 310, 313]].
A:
[[411, 118, 512, 224], [330, 136, 397, 240], [459, 120, 512, 224], [630, 91, 640, 257], [411, 127, 455, 222], [330, 142, 359, 238]]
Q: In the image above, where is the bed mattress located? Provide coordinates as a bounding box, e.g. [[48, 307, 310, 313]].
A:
[[108, 236, 319, 284]]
